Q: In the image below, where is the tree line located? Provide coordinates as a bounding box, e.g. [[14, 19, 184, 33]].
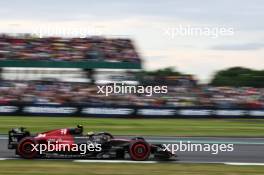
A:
[[140, 67, 264, 87]]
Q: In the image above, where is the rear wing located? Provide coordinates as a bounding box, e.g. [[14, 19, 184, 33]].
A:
[[8, 128, 30, 149]]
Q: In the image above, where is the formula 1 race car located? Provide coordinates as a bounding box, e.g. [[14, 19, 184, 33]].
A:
[[8, 125, 175, 160]]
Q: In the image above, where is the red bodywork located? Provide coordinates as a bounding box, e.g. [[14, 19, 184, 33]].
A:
[[34, 128, 75, 149]]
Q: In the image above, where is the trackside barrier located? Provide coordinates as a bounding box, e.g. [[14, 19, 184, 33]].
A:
[[0, 104, 264, 118]]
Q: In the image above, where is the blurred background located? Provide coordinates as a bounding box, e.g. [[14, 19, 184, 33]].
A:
[[0, 34, 263, 113]]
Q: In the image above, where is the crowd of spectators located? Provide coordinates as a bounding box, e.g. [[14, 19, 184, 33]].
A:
[[0, 81, 263, 109], [0, 35, 140, 63]]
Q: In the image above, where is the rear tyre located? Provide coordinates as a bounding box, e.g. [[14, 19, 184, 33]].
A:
[[129, 140, 150, 161], [17, 137, 39, 159]]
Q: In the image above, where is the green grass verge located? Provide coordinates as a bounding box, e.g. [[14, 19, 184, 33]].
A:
[[1, 116, 264, 136], [0, 160, 264, 175]]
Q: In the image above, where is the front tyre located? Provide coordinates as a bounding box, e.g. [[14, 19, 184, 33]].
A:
[[129, 140, 150, 161]]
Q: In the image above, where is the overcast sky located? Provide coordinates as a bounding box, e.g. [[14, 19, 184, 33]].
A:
[[0, 0, 263, 82]]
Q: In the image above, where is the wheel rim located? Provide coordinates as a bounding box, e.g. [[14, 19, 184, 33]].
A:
[[130, 141, 150, 160]]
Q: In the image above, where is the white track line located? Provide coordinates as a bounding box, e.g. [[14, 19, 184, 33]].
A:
[[1, 158, 264, 166], [0, 158, 18, 160], [225, 162, 264, 166], [74, 160, 264, 165], [74, 160, 158, 163], [0, 137, 7, 140]]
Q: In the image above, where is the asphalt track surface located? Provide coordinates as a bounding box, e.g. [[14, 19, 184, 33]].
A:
[[1, 135, 264, 164]]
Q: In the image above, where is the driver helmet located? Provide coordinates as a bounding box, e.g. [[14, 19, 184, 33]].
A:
[[75, 124, 83, 134], [87, 131, 94, 136]]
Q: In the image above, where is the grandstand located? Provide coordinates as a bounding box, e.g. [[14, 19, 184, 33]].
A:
[[0, 34, 142, 82], [0, 35, 141, 64]]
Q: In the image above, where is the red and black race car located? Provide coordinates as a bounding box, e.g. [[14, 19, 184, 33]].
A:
[[8, 125, 175, 161]]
